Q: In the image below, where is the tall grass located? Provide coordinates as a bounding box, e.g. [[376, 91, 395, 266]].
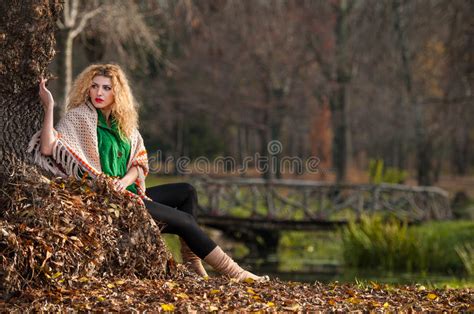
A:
[[341, 216, 474, 274], [455, 243, 474, 275]]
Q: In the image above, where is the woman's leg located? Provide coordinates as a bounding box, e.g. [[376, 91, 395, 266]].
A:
[[146, 183, 198, 217], [144, 199, 215, 258], [146, 183, 208, 276], [144, 188, 266, 281]]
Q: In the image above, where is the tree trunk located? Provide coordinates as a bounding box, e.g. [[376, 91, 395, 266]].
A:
[[0, 0, 61, 168], [237, 124, 244, 167], [271, 102, 284, 180], [64, 33, 74, 105], [330, 0, 351, 183], [173, 102, 184, 175], [259, 111, 272, 180], [53, 27, 73, 115], [392, 0, 432, 186], [55, 28, 68, 108], [452, 126, 470, 175]]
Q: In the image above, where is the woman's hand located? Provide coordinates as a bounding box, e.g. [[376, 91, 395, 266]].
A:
[[39, 78, 54, 111], [38, 78, 56, 156], [113, 177, 128, 192]]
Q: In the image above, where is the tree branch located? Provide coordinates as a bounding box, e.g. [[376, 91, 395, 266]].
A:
[[70, 0, 79, 26], [70, 6, 102, 40], [63, 0, 70, 27]]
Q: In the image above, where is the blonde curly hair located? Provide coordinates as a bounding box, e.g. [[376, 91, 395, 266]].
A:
[[66, 64, 139, 139]]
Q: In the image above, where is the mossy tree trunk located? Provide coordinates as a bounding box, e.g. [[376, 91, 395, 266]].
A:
[[0, 0, 61, 168]]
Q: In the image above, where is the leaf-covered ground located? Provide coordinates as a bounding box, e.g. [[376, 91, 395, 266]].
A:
[[1, 275, 472, 312], [1, 163, 472, 312]]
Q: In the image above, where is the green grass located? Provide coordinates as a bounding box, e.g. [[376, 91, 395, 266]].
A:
[[340, 216, 474, 274], [162, 234, 182, 262], [145, 175, 187, 188]]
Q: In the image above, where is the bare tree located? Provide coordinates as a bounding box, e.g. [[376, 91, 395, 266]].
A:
[[132, 0, 473, 184], [55, 0, 163, 109], [56, 0, 101, 107]]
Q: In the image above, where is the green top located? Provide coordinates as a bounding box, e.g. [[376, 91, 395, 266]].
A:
[[96, 109, 137, 194]]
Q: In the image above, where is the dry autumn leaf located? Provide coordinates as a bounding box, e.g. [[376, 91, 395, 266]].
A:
[[161, 303, 175, 311], [176, 293, 189, 299]]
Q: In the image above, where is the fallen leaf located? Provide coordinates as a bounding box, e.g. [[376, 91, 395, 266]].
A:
[[165, 281, 177, 289], [176, 293, 188, 299], [161, 303, 175, 311], [370, 281, 380, 290], [371, 301, 381, 307], [283, 304, 301, 311], [347, 297, 361, 304]]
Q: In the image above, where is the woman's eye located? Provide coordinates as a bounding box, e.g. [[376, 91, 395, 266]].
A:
[[104, 87, 111, 91]]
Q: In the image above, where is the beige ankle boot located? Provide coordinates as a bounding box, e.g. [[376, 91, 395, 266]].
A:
[[203, 246, 268, 282], [180, 238, 208, 277]]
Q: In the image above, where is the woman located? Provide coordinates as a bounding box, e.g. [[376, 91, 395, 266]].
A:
[[29, 64, 265, 281]]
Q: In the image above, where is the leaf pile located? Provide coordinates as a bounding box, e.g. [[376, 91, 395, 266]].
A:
[[0, 162, 177, 293], [1, 277, 472, 312]]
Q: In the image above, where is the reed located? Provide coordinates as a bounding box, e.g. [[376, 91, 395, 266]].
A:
[[341, 216, 474, 274]]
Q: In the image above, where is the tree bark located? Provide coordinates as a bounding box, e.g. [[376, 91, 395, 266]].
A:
[[392, 0, 432, 185], [0, 0, 61, 168], [330, 0, 351, 183]]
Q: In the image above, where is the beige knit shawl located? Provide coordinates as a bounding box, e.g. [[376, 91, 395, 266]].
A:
[[28, 101, 149, 199]]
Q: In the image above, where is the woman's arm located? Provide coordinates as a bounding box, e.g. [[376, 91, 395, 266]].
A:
[[38, 79, 56, 156], [114, 166, 139, 192]]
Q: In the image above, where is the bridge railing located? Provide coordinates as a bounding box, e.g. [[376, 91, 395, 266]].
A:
[[190, 177, 452, 222]]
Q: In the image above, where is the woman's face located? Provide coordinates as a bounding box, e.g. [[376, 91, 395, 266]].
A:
[[89, 75, 114, 110]]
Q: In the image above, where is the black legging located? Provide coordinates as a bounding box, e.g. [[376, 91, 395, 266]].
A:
[[144, 183, 217, 258]]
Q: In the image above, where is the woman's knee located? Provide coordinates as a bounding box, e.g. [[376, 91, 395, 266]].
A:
[[173, 211, 198, 230], [180, 182, 197, 198]]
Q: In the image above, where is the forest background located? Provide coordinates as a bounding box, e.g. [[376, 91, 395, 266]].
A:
[[42, 0, 473, 195]]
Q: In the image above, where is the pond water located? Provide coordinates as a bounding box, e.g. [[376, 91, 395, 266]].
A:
[[240, 256, 473, 288], [225, 228, 474, 288]]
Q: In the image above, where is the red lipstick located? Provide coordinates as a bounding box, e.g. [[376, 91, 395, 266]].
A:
[[95, 98, 104, 103]]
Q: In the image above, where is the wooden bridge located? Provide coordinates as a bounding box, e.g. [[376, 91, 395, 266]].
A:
[[191, 177, 452, 255]]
